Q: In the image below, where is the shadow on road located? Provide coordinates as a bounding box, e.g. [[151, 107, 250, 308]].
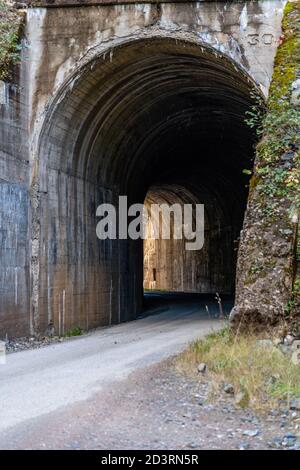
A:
[[142, 291, 234, 320]]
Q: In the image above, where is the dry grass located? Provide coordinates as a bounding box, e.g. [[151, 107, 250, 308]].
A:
[[177, 327, 300, 410]]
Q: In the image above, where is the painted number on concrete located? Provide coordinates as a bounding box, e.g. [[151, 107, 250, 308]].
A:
[[247, 33, 274, 46]]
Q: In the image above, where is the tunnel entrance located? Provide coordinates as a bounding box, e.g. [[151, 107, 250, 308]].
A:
[[36, 36, 259, 335]]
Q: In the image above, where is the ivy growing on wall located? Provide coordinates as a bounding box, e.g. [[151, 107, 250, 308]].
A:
[[255, 2, 300, 207], [0, 1, 23, 81], [246, 1, 300, 315]]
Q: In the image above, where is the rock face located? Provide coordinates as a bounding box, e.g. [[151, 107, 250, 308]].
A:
[[0, 0, 296, 338], [230, 1, 300, 329]]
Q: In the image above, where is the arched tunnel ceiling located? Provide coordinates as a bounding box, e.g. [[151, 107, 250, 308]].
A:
[[41, 37, 258, 191], [32, 35, 265, 331]]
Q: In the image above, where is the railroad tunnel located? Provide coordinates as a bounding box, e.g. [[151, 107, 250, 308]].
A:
[[36, 37, 259, 335]]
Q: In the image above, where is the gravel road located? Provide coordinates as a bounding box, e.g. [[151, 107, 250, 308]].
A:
[[0, 294, 226, 444]]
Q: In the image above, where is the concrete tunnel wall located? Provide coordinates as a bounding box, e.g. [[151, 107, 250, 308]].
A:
[[0, 1, 287, 337], [36, 38, 258, 335], [144, 184, 237, 295]]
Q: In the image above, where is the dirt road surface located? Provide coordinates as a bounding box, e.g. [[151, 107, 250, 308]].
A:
[[0, 295, 293, 450]]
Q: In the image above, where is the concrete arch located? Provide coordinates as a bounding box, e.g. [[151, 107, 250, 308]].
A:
[[32, 35, 260, 335]]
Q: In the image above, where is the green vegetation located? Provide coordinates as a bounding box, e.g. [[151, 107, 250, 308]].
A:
[[285, 299, 296, 316], [249, 264, 261, 275], [63, 326, 83, 337], [244, 1, 300, 312], [177, 328, 300, 410], [294, 276, 300, 295], [0, 1, 23, 81], [245, 89, 266, 135], [251, 1, 300, 212]]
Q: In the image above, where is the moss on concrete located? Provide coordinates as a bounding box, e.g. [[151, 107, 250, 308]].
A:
[[270, 1, 300, 317], [248, 1, 300, 292], [254, 1, 300, 205], [231, 1, 300, 329]]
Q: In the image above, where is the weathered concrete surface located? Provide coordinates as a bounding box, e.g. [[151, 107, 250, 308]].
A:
[[0, 1, 289, 337], [0, 297, 224, 433], [230, 1, 300, 328], [144, 185, 235, 294]]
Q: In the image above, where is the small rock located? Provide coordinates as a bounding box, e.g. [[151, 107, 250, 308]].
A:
[[187, 443, 198, 449], [203, 404, 214, 411], [69, 441, 81, 449], [278, 344, 291, 356], [197, 363, 207, 374], [283, 435, 297, 447], [235, 390, 250, 408], [291, 78, 300, 107], [281, 151, 294, 165], [238, 442, 250, 450], [284, 433, 297, 439], [268, 437, 282, 449], [280, 229, 293, 236], [273, 338, 282, 346], [243, 429, 259, 437], [223, 383, 235, 395], [284, 334, 295, 346], [291, 350, 300, 365], [290, 399, 300, 411], [291, 340, 300, 351]]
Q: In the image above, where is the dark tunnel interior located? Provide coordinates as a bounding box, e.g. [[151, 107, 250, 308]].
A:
[[38, 37, 259, 331]]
